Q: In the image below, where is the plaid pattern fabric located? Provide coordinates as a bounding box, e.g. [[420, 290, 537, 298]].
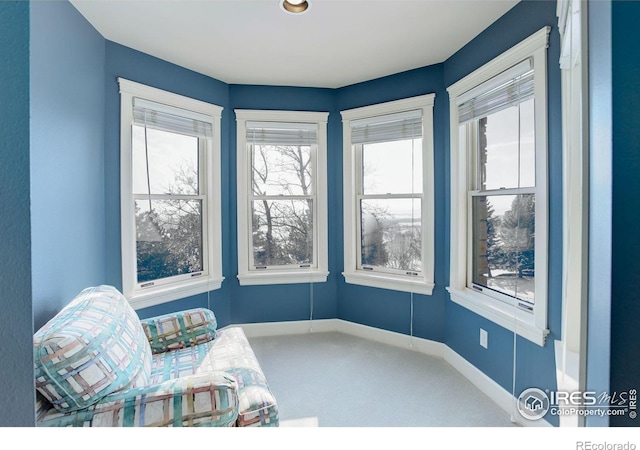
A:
[[140, 308, 217, 354], [149, 327, 279, 427], [34, 286, 152, 413], [37, 372, 239, 427], [34, 291, 277, 428], [35, 392, 54, 423]]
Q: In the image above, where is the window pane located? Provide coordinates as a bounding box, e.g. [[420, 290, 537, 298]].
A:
[[361, 138, 422, 195], [135, 199, 203, 283], [518, 99, 535, 187], [479, 98, 535, 190], [360, 198, 421, 272], [252, 144, 313, 196], [471, 194, 535, 303], [133, 125, 200, 195], [252, 199, 313, 266]]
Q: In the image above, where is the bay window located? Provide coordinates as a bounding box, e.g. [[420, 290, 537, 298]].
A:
[[119, 79, 224, 308], [236, 110, 329, 285], [341, 95, 435, 295], [447, 27, 550, 345]]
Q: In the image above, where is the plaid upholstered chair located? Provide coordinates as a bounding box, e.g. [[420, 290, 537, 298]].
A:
[[34, 285, 278, 427]]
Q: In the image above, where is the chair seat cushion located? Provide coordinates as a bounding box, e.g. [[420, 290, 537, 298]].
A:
[[34, 286, 152, 412], [37, 372, 239, 427], [149, 327, 278, 426]]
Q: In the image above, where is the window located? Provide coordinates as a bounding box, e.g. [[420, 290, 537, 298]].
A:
[[235, 110, 329, 285], [447, 27, 550, 346], [341, 95, 435, 295], [119, 78, 224, 309]]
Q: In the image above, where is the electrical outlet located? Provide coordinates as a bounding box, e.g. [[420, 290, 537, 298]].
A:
[[480, 328, 488, 349]]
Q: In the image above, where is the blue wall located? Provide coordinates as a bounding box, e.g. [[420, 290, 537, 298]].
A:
[[610, 0, 640, 428], [30, 0, 107, 330], [103, 41, 234, 325], [0, 0, 35, 427], [442, 0, 562, 426]]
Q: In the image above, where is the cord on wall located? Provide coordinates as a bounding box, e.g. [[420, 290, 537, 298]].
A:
[[309, 282, 314, 332], [409, 291, 415, 349]]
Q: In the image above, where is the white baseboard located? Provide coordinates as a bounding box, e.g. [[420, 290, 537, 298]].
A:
[[334, 319, 446, 358], [231, 318, 338, 338], [443, 347, 552, 427], [229, 318, 445, 358], [554, 340, 582, 427], [228, 318, 552, 427]]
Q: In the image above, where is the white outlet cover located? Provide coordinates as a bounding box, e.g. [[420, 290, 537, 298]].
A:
[[480, 329, 488, 349]]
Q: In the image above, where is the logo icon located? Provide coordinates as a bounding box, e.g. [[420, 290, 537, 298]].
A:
[[517, 388, 550, 420]]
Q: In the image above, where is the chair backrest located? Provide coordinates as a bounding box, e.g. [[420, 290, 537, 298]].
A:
[[34, 285, 152, 412]]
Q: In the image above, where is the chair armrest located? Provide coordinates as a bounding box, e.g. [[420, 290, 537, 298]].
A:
[[140, 308, 218, 353], [39, 372, 239, 427]]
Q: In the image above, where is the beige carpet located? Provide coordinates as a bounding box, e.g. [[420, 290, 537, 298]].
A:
[[248, 331, 516, 427]]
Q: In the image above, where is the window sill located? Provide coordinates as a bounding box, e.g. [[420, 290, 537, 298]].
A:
[[127, 276, 224, 310], [342, 270, 434, 295], [237, 270, 329, 286], [447, 287, 548, 346]]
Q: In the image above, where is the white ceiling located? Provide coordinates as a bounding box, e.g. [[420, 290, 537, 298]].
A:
[[70, 0, 519, 89]]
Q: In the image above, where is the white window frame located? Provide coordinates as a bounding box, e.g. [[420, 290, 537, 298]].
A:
[[119, 78, 224, 309], [341, 94, 436, 295], [447, 27, 550, 346], [235, 109, 329, 286]]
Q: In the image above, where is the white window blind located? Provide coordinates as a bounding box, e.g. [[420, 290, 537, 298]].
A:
[[351, 109, 422, 145], [133, 97, 212, 139], [457, 58, 534, 123], [246, 121, 317, 146]]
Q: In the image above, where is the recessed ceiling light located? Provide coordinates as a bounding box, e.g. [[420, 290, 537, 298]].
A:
[[280, 0, 310, 15]]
